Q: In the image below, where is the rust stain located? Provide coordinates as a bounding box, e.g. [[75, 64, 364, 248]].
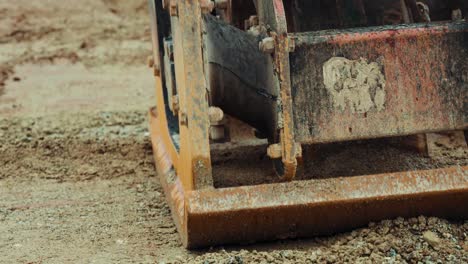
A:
[[184, 166, 468, 248]]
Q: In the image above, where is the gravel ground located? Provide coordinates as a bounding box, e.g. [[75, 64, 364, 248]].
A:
[[0, 1, 467, 263]]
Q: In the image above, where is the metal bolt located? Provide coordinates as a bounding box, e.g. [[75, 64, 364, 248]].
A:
[[180, 112, 188, 126], [208, 107, 224, 124], [200, 0, 215, 14], [452, 9, 462, 21], [267, 143, 301, 159], [169, 0, 178, 16], [259, 37, 275, 54], [147, 55, 154, 68], [417, 2, 431, 22], [244, 15, 258, 30], [267, 144, 282, 159], [248, 15, 258, 26], [171, 95, 179, 115]]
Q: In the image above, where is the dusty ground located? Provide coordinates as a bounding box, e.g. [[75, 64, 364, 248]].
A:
[[0, 1, 467, 263]]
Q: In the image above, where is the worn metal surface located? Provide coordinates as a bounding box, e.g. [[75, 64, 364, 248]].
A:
[[257, 0, 299, 179], [186, 166, 467, 248], [149, 108, 188, 245], [173, 0, 214, 190], [290, 21, 468, 144]]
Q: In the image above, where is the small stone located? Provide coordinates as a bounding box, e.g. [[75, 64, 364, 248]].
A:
[[418, 216, 427, 228], [307, 252, 318, 261], [394, 217, 405, 226], [377, 242, 390, 253], [423, 231, 440, 248], [442, 233, 452, 239], [427, 217, 438, 226], [363, 246, 371, 256], [379, 226, 390, 235]]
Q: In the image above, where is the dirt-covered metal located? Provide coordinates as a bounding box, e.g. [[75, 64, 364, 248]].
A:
[[148, 0, 468, 248]]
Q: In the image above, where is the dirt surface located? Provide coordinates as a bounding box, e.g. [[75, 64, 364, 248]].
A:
[[0, 1, 467, 263]]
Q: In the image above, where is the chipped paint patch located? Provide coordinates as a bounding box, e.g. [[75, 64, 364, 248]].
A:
[[323, 57, 386, 114]]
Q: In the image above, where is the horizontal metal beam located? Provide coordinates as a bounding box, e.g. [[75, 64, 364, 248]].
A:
[[185, 166, 468, 248]]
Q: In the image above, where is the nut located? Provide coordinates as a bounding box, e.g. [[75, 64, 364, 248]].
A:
[[200, 0, 215, 14], [208, 107, 224, 124], [267, 144, 282, 159], [180, 112, 188, 126], [171, 95, 179, 115], [452, 9, 462, 21], [248, 15, 258, 26], [244, 15, 258, 30], [259, 37, 275, 54]]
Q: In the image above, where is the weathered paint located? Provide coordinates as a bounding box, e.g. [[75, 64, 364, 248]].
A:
[[149, 108, 187, 244], [258, 0, 299, 179], [323, 57, 386, 114], [290, 21, 468, 143], [185, 165, 468, 248], [164, 0, 214, 190]]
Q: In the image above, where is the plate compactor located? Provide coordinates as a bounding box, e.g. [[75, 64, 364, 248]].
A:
[[147, 0, 468, 248]]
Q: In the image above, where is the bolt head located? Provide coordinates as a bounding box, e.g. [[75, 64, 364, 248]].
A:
[[200, 0, 214, 14], [259, 37, 275, 54], [248, 15, 259, 26], [267, 144, 282, 159], [208, 107, 224, 123], [180, 112, 188, 126]]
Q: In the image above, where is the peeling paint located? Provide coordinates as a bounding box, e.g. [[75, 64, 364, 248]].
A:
[[323, 57, 386, 114]]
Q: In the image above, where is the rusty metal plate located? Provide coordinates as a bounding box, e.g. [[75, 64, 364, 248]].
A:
[[185, 166, 468, 248], [290, 21, 468, 144]]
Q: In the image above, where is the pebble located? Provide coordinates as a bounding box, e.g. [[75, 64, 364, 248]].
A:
[[422, 231, 440, 248]]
